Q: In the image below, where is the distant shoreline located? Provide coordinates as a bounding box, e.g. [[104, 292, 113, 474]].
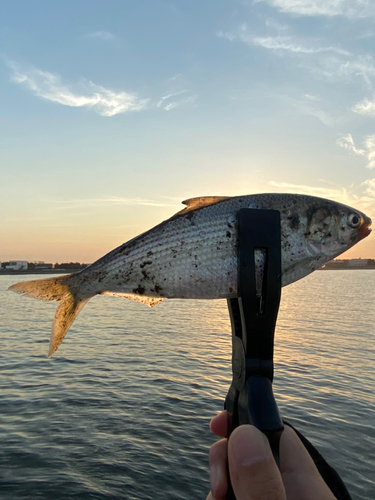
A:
[[0, 269, 82, 275]]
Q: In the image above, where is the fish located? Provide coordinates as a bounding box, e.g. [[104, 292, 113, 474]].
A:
[[9, 193, 372, 357]]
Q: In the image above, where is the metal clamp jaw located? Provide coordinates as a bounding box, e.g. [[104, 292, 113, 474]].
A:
[[225, 209, 284, 499]]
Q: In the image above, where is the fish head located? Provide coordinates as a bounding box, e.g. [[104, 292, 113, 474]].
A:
[[281, 196, 371, 286], [304, 202, 372, 258]]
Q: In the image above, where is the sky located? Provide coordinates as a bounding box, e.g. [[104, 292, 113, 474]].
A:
[[1, 0, 375, 263]]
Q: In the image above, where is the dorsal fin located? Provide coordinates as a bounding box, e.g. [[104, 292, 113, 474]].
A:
[[176, 196, 229, 215]]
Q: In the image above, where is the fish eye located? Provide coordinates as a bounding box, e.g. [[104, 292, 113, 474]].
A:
[[348, 213, 361, 228]]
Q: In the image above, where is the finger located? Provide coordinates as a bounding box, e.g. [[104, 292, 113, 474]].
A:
[[280, 426, 336, 500], [228, 425, 286, 500], [209, 438, 229, 500], [209, 410, 229, 438]]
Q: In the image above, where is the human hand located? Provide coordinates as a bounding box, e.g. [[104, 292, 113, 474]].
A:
[[206, 411, 336, 500]]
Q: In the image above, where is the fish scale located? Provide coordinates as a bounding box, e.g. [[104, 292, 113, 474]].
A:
[[9, 193, 372, 357]]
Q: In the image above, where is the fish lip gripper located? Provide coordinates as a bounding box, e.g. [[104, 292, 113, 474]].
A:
[[224, 208, 284, 499]]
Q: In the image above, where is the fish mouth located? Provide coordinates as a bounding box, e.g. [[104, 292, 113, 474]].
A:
[[358, 216, 372, 241]]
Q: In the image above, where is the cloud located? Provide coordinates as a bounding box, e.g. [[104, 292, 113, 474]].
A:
[[251, 35, 348, 55], [84, 31, 115, 40], [352, 93, 375, 116], [254, 0, 375, 19], [362, 178, 375, 197], [337, 134, 375, 169], [157, 90, 187, 110], [279, 92, 335, 126], [163, 95, 197, 111], [364, 136, 375, 169], [268, 179, 375, 215], [218, 24, 348, 55], [336, 134, 366, 156], [51, 196, 182, 210], [7, 61, 148, 117], [157, 75, 197, 111], [268, 180, 350, 199], [219, 25, 375, 88], [307, 54, 375, 87]]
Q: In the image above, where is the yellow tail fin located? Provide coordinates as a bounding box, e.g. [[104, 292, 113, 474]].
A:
[[9, 274, 90, 357]]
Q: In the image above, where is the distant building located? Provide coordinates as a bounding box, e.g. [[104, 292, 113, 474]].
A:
[[322, 259, 347, 269], [348, 259, 368, 267], [35, 263, 53, 269], [6, 260, 28, 271]]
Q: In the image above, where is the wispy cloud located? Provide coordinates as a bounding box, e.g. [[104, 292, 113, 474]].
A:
[[254, 0, 375, 19], [219, 24, 375, 88], [365, 136, 375, 169], [157, 74, 197, 111], [268, 180, 350, 199], [218, 24, 348, 55], [337, 134, 375, 169], [280, 92, 335, 126], [84, 31, 115, 40], [252, 35, 348, 55], [157, 90, 189, 110], [336, 134, 366, 156], [362, 178, 375, 197], [7, 61, 148, 117], [305, 54, 375, 88], [51, 196, 182, 210], [268, 179, 375, 214], [352, 93, 375, 117]]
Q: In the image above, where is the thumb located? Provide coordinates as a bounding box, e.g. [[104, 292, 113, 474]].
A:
[[228, 425, 286, 500]]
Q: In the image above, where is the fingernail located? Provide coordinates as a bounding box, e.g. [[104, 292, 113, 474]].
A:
[[231, 427, 270, 467], [210, 464, 221, 496]]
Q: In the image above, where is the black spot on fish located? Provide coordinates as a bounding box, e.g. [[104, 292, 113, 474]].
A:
[[142, 270, 149, 280], [133, 286, 145, 295], [287, 214, 300, 230], [147, 251, 153, 257], [226, 231, 231, 238], [140, 261, 152, 268], [154, 285, 163, 294]]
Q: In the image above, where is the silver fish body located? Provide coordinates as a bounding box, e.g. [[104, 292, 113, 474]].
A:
[[9, 193, 372, 356]]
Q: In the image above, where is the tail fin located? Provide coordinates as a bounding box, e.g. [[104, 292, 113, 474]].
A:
[[9, 274, 91, 357]]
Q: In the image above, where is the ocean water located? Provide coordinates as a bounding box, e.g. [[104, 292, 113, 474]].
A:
[[1, 271, 374, 500]]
